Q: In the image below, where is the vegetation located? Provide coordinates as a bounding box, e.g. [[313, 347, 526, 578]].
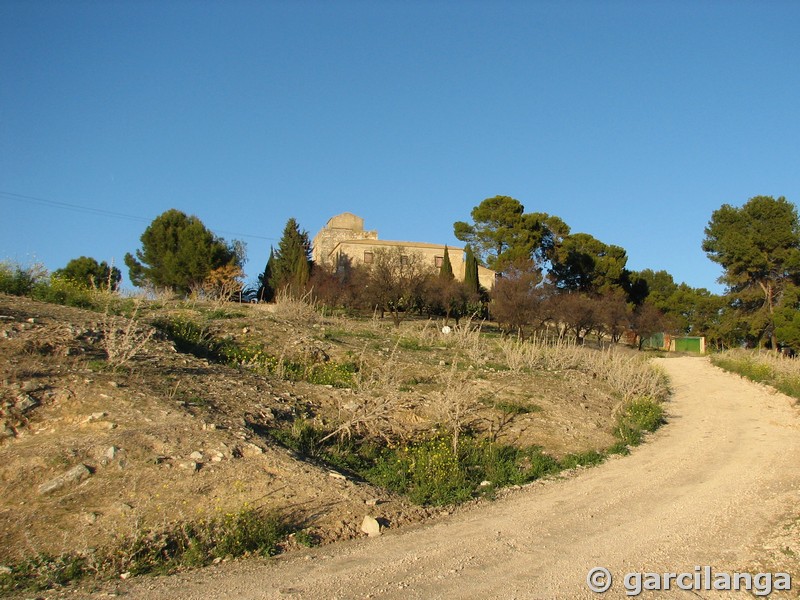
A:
[[703, 195, 800, 350], [124, 209, 242, 295], [0, 508, 294, 594], [0, 267, 672, 591], [453, 195, 568, 271], [268, 218, 312, 297], [711, 349, 800, 400], [53, 256, 121, 291]]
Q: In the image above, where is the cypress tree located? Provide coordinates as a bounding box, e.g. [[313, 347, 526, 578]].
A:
[[439, 246, 454, 280], [464, 245, 479, 293], [257, 248, 275, 302]]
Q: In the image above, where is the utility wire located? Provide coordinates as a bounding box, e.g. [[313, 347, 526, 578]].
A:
[[0, 190, 278, 242]]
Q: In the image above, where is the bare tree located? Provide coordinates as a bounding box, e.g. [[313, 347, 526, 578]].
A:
[[362, 248, 434, 326], [491, 259, 553, 339]]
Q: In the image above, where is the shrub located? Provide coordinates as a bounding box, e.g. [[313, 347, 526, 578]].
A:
[[366, 434, 564, 506], [32, 275, 104, 309], [0, 261, 47, 296], [613, 397, 665, 446]]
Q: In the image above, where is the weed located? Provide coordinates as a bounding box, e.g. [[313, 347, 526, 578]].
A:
[[397, 338, 431, 352], [205, 308, 246, 320], [101, 299, 154, 370], [613, 396, 665, 446], [494, 400, 538, 415], [0, 553, 88, 593], [559, 450, 606, 469]]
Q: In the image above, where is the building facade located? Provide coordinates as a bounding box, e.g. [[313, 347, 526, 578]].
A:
[[312, 213, 496, 290]]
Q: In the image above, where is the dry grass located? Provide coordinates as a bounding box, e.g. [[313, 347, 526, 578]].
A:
[[261, 289, 321, 325]]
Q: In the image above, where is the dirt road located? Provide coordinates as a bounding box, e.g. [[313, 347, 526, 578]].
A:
[[89, 357, 800, 599]]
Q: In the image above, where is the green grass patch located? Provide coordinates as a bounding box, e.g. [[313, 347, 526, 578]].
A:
[[0, 508, 293, 593], [397, 338, 432, 351], [493, 400, 540, 415]]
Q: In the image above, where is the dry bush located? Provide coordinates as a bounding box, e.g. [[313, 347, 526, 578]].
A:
[[202, 265, 245, 308], [494, 338, 534, 372], [427, 362, 481, 453], [322, 345, 412, 443], [101, 300, 154, 370], [448, 316, 488, 365], [583, 347, 669, 403], [266, 288, 321, 324]]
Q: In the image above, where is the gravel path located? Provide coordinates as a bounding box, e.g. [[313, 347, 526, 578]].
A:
[[85, 356, 800, 599]]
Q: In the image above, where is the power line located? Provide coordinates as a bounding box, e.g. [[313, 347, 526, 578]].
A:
[[0, 190, 278, 242]]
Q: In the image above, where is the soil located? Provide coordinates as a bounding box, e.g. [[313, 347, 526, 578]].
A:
[[0, 295, 620, 567]]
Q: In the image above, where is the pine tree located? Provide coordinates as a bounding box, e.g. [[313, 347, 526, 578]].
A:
[[271, 218, 312, 297], [124, 209, 239, 295], [464, 245, 479, 293], [439, 246, 454, 280]]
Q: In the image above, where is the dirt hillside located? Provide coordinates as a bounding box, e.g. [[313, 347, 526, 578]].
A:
[[0, 293, 625, 569], [69, 357, 800, 599]]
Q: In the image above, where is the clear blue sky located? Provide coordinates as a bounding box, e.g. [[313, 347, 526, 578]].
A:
[[2, 0, 799, 293]]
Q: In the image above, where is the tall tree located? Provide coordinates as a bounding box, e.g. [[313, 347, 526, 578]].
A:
[[124, 209, 240, 295], [549, 233, 628, 294], [454, 196, 568, 271], [271, 218, 312, 296], [439, 246, 454, 280], [490, 258, 552, 339], [257, 248, 275, 302], [703, 195, 800, 349], [463, 245, 479, 294], [54, 256, 121, 291]]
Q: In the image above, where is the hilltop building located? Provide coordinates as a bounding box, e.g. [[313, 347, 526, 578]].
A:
[[312, 212, 496, 290]]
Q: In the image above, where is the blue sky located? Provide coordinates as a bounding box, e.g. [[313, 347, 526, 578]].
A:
[[2, 0, 799, 293]]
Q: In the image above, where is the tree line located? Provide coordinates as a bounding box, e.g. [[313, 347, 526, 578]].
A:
[[50, 194, 800, 351]]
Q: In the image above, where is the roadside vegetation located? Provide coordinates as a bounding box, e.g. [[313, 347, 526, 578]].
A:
[[0, 507, 298, 594], [710, 349, 800, 401]]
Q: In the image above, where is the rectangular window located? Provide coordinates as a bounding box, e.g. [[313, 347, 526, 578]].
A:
[[363, 251, 374, 264], [435, 256, 443, 268]]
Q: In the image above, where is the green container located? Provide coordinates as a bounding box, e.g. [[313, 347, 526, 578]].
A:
[[675, 337, 702, 353]]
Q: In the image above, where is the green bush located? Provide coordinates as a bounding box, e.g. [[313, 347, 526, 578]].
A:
[[559, 449, 606, 469], [0, 261, 47, 296], [31, 275, 103, 309], [366, 435, 563, 506], [613, 397, 665, 446], [369, 436, 470, 505]]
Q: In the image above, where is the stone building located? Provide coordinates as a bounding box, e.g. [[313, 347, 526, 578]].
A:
[[312, 213, 496, 290], [311, 213, 378, 266]]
